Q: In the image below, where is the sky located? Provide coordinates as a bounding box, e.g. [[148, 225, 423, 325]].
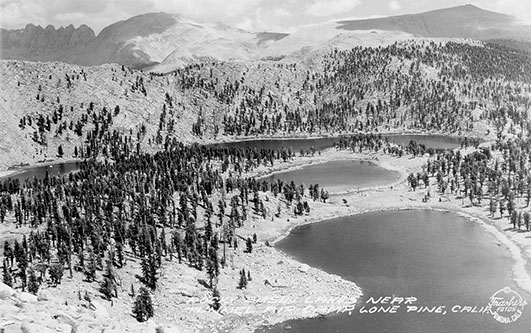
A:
[[1, 0, 530, 34]]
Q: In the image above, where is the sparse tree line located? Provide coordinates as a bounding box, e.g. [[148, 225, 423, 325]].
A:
[[0, 139, 323, 321], [149, 40, 530, 139], [334, 133, 477, 158], [404, 137, 531, 231], [12, 40, 529, 164]]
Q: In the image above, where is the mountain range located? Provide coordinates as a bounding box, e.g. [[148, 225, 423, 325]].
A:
[[0, 5, 531, 72], [1, 4, 530, 72], [0, 12, 289, 70]]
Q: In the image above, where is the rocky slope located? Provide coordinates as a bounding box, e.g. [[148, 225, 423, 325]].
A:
[[5, 34, 531, 168], [0, 60, 196, 168], [0, 57, 316, 168]]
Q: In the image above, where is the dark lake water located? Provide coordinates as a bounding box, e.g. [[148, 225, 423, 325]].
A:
[[386, 134, 462, 150], [261, 160, 400, 193], [2, 161, 81, 183], [213, 134, 463, 152], [1, 135, 461, 183], [261, 210, 531, 333]]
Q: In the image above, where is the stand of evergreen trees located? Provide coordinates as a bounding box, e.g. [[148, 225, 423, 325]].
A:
[[0, 136, 318, 319]]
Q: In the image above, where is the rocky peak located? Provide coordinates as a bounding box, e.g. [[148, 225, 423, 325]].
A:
[[0, 23, 96, 61]]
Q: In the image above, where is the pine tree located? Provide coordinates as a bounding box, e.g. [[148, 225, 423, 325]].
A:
[[524, 212, 530, 231], [27, 269, 39, 295], [100, 258, 117, 300], [321, 190, 329, 203], [238, 269, 247, 289], [172, 231, 182, 264], [141, 255, 158, 290], [499, 201, 505, 217], [4, 241, 13, 267], [489, 196, 497, 217], [17, 252, 28, 291], [507, 194, 515, 216], [49, 263, 64, 286], [116, 242, 124, 268], [84, 249, 97, 282], [13, 240, 24, 264], [511, 210, 518, 229], [205, 218, 213, 241], [295, 201, 304, 215], [206, 247, 219, 288], [211, 287, 221, 311], [2, 259, 12, 287], [245, 238, 253, 253], [133, 287, 154, 322]]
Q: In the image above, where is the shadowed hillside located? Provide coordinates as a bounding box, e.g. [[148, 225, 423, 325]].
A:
[[0, 24, 95, 62], [255, 32, 290, 46], [76, 12, 179, 68], [0, 13, 179, 68]]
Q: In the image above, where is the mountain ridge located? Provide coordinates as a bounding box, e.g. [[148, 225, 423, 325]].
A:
[[337, 4, 531, 40], [0, 23, 95, 62], [1, 5, 530, 71]]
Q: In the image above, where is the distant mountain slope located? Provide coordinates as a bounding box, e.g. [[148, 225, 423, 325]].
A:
[[1, 5, 531, 72], [0, 24, 95, 62], [0, 13, 181, 68], [255, 32, 290, 46], [133, 20, 260, 72], [258, 22, 414, 64], [337, 4, 531, 41], [0, 12, 285, 70], [75, 12, 179, 68]]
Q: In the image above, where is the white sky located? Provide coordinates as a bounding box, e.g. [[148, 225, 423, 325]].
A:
[[1, 0, 530, 34]]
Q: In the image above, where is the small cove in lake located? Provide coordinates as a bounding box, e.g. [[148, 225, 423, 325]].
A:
[[1, 161, 81, 183], [260, 210, 531, 332], [212, 134, 464, 152], [260, 159, 400, 193]]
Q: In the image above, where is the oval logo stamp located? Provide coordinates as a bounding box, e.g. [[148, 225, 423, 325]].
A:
[[487, 287, 527, 324]]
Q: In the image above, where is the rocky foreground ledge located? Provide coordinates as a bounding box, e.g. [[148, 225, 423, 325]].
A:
[[0, 245, 362, 333]]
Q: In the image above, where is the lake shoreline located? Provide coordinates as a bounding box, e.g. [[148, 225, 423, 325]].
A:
[[3, 140, 527, 333], [271, 204, 531, 293], [202, 129, 486, 146], [253, 149, 531, 332], [0, 130, 477, 177], [0, 157, 83, 180]]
